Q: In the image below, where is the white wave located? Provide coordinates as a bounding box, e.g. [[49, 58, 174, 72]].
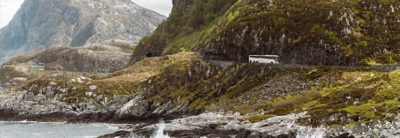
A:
[[152, 120, 170, 138], [129, 119, 171, 138], [296, 127, 326, 138]]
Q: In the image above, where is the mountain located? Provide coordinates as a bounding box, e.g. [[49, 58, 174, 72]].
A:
[[0, 0, 165, 63], [132, 0, 400, 66], [3, 0, 400, 137]]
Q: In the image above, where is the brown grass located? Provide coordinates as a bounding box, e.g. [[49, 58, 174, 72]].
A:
[[97, 52, 200, 83]]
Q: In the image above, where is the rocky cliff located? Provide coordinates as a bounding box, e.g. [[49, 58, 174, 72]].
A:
[[0, 0, 165, 63], [3, 52, 400, 137], [132, 0, 400, 66], [202, 0, 400, 65], [130, 0, 237, 63]]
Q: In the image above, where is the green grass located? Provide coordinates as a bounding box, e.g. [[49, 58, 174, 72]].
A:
[[248, 114, 276, 123], [254, 69, 400, 125], [163, 30, 206, 54], [0, 65, 27, 83]]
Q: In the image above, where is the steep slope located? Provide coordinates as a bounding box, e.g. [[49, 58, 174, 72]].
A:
[[3, 40, 135, 74], [0, 0, 165, 63], [130, 0, 238, 63], [3, 52, 400, 137], [132, 0, 400, 66], [202, 0, 400, 65]]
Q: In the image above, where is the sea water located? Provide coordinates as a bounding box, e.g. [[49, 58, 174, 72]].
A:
[[0, 120, 327, 138], [0, 121, 120, 138]]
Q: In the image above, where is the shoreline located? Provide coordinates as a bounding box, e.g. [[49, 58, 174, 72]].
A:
[[0, 120, 122, 138], [1, 107, 400, 138]]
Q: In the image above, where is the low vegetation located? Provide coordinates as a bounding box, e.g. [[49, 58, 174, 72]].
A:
[[4, 49, 400, 127], [131, 0, 238, 63], [133, 0, 400, 66], [0, 65, 28, 83], [249, 70, 400, 126], [22, 52, 201, 102]]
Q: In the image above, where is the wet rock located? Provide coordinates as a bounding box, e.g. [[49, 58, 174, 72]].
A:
[[152, 102, 172, 115], [115, 95, 149, 119], [85, 92, 94, 97]]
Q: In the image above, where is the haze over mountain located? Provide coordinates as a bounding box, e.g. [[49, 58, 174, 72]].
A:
[[0, 0, 165, 63]]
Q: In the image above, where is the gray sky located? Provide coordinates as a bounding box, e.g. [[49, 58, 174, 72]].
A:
[[0, 0, 172, 28], [0, 0, 24, 28], [134, 0, 172, 16]]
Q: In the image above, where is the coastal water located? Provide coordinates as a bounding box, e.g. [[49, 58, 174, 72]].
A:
[[151, 120, 170, 138], [0, 120, 327, 138], [129, 121, 327, 138], [0, 121, 120, 138]]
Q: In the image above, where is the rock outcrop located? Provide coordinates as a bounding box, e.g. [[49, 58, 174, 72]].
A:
[[108, 112, 400, 138], [131, 0, 400, 66], [0, 52, 204, 122], [2, 52, 400, 137], [0, 0, 165, 63]]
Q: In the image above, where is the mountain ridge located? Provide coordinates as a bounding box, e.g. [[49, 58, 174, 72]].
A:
[[0, 0, 165, 63]]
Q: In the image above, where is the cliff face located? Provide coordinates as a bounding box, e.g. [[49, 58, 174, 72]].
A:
[[0, 0, 165, 63], [202, 0, 400, 65], [132, 0, 400, 66], [130, 0, 237, 63]]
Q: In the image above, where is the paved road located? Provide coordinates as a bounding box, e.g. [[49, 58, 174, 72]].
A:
[[210, 60, 400, 72], [275, 64, 400, 72]]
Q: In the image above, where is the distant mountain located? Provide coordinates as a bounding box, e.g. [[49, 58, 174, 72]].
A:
[[0, 0, 165, 63], [133, 0, 400, 66]]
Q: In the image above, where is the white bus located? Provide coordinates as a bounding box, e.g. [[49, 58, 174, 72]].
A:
[[249, 55, 279, 64]]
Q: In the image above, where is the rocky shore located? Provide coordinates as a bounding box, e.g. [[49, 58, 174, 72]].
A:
[[1, 84, 398, 138], [1, 52, 400, 138], [100, 112, 400, 138], [0, 88, 157, 123]]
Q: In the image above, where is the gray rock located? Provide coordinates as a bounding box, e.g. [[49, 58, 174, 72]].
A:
[[115, 95, 149, 119], [0, 0, 165, 63], [152, 101, 172, 115], [85, 92, 94, 97]]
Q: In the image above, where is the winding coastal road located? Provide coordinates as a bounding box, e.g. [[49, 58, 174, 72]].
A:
[[210, 60, 400, 72]]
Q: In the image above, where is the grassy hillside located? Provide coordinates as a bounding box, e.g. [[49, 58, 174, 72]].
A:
[[21, 52, 201, 103], [130, 0, 238, 63], [123, 0, 400, 126], [132, 0, 400, 66], [202, 0, 400, 65], [129, 53, 400, 126], [5, 50, 400, 127]]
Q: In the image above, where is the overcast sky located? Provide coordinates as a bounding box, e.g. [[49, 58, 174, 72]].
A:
[[0, 0, 172, 28]]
